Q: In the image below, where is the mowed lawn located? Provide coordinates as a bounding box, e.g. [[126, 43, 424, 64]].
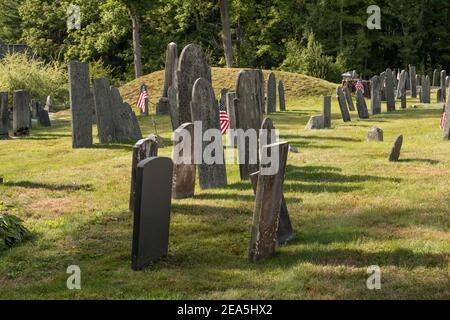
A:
[[0, 94, 449, 300]]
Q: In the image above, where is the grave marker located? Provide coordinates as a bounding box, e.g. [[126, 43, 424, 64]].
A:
[[385, 68, 396, 112], [323, 96, 332, 128], [278, 80, 286, 112], [0, 92, 9, 139], [370, 75, 382, 115], [356, 90, 370, 119], [336, 87, 351, 122], [172, 123, 196, 199], [422, 75, 431, 103], [266, 72, 277, 113], [410, 65, 417, 98], [389, 135, 403, 162], [344, 86, 355, 111], [368, 127, 384, 142], [13, 90, 30, 137]]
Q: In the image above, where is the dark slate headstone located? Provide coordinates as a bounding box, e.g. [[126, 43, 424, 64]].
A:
[[129, 136, 159, 211], [0, 92, 9, 139], [401, 94, 407, 109], [422, 75, 431, 103], [405, 71, 411, 91], [368, 127, 383, 142], [266, 72, 277, 113], [323, 96, 331, 128], [37, 105, 51, 127], [336, 87, 351, 122], [356, 89, 370, 119], [410, 65, 417, 98], [446, 76, 450, 90], [13, 90, 30, 137], [344, 86, 355, 111], [385, 68, 396, 112], [93, 78, 116, 143], [168, 86, 179, 131], [156, 98, 169, 115], [371, 75, 382, 115], [440, 70, 447, 102], [432, 69, 439, 87], [172, 123, 196, 199], [177, 44, 212, 125], [416, 74, 421, 86], [278, 80, 286, 111], [443, 86, 450, 140], [68, 61, 93, 148], [389, 135, 403, 162], [437, 88, 443, 103], [131, 157, 173, 271], [190, 78, 227, 189], [249, 142, 289, 262]]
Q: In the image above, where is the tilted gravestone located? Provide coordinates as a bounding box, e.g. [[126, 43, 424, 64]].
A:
[[385, 68, 396, 112], [323, 96, 332, 128], [0, 92, 9, 139], [422, 75, 431, 103], [266, 72, 277, 113], [235, 70, 262, 179], [129, 136, 159, 211], [368, 127, 384, 142], [389, 135, 403, 162], [278, 80, 286, 111], [336, 87, 351, 122], [93, 78, 116, 143], [68, 61, 93, 148], [131, 157, 173, 271], [168, 86, 179, 131], [305, 115, 325, 130], [172, 123, 196, 199], [356, 90, 370, 119], [343, 86, 355, 111], [190, 78, 227, 189], [249, 141, 290, 262], [440, 70, 447, 102], [432, 69, 439, 87], [177, 44, 212, 125], [410, 65, 417, 98], [13, 90, 30, 137], [371, 75, 382, 115], [443, 86, 450, 140]]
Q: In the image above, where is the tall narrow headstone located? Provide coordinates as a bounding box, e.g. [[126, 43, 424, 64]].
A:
[[168, 86, 179, 131], [432, 69, 439, 87], [443, 86, 450, 140], [266, 72, 277, 113], [110, 86, 142, 142], [172, 123, 196, 199], [44, 95, 54, 113], [323, 96, 331, 128], [385, 68, 396, 112], [344, 86, 355, 111], [161, 42, 178, 99], [410, 65, 417, 98], [190, 78, 227, 189], [389, 135, 403, 162], [396, 70, 407, 99], [0, 92, 9, 139], [440, 70, 447, 102], [93, 78, 116, 143], [356, 90, 370, 119], [380, 72, 387, 101], [131, 157, 173, 271], [247, 70, 265, 114], [437, 88, 443, 103], [13, 90, 30, 137], [37, 105, 51, 127], [422, 75, 431, 103], [371, 75, 382, 115], [68, 61, 93, 148], [278, 80, 286, 111], [336, 87, 351, 122]]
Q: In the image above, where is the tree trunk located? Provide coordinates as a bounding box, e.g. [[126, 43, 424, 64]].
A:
[[128, 7, 143, 79], [219, 0, 233, 68]]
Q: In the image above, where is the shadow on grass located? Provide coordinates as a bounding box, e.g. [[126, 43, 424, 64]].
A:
[[3, 181, 94, 191], [398, 158, 440, 165], [90, 144, 134, 151]]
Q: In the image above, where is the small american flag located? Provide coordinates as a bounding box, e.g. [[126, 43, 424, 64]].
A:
[[355, 80, 364, 93], [440, 112, 447, 130], [219, 100, 230, 135], [136, 84, 149, 113]]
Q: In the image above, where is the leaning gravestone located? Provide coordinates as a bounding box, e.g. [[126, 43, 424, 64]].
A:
[[278, 80, 286, 111], [68, 61, 93, 148], [172, 123, 196, 199], [266, 72, 277, 113], [93, 78, 116, 143], [177, 44, 212, 125], [190, 78, 227, 189], [305, 115, 325, 130], [323, 96, 331, 128], [131, 157, 173, 271], [249, 141, 289, 262], [0, 92, 9, 139], [410, 65, 417, 98], [336, 87, 351, 122], [440, 70, 447, 102], [356, 90, 370, 119], [443, 86, 450, 140], [157, 42, 178, 115], [371, 75, 382, 115], [235, 70, 262, 179], [343, 86, 355, 111], [389, 135, 403, 162], [13, 90, 30, 137], [129, 136, 159, 211], [368, 127, 384, 142], [385, 68, 396, 112], [422, 75, 431, 103]]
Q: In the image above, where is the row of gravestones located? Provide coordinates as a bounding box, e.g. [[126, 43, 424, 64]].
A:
[[0, 90, 51, 139], [68, 61, 142, 148], [130, 117, 294, 270]]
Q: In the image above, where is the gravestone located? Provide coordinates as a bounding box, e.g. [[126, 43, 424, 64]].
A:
[[278, 80, 286, 111], [389, 135, 403, 162], [37, 105, 51, 127], [405, 71, 411, 91], [343, 86, 355, 111], [443, 86, 450, 140], [432, 69, 439, 87], [172, 123, 196, 199], [13, 90, 30, 137], [0, 92, 9, 139], [336, 87, 351, 122], [422, 75, 431, 103], [446, 76, 450, 90], [247, 70, 265, 114], [177, 44, 212, 125], [380, 71, 386, 101], [392, 70, 398, 88], [410, 65, 417, 98], [371, 75, 382, 115], [401, 94, 407, 109], [396, 70, 407, 99], [31, 100, 39, 119], [437, 88, 443, 103], [110, 86, 142, 142], [440, 70, 447, 102], [129, 136, 159, 211], [68, 61, 93, 148], [266, 72, 277, 113], [368, 127, 384, 142], [305, 115, 325, 130], [93, 78, 116, 143], [235, 70, 262, 179], [416, 74, 421, 86], [131, 157, 173, 271], [249, 142, 290, 262], [356, 90, 370, 119], [385, 68, 396, 112], [323, 96, 331, 128], [225, 91, 237, 146], [190, 78, 227, 189], [419, 87, 422, 103], [44, 95, 53, 112], [161, 42, 178, 99], [168, 86, 179, 131]]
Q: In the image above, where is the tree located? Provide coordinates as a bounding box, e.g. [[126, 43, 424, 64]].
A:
[[219, 0, 233, 67]]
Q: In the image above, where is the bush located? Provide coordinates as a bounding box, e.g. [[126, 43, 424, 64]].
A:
[[0, 202, 29, 248], [0, 52, 68, 109]]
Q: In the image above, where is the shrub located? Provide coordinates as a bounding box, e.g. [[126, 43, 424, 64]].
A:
[[0, 202, 29, 248]]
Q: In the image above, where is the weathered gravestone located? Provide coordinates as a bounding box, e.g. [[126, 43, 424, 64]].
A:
[[446, 76, 450, 90], [416, 74, 421, 86], [392, 69, 398, 88], [131, 157, 173, 271], [389, 135, 403, 162], [443, 86, 450, 140], [110, 86, 142, 141], [437, 88, 443, 103], [247, 69, 265, 114], [0, 92, 9, 139], [266, 72, 277, 113], [356, 90, 370, 119], [410, 65, 417, 98], [343, 86, 355, 111], [323, 96, 332, 128], [336, 87, 351, 122], [168, 86, 179, 131], [93, 78, 116, 143], [422, 75, 431, 103], [371, 75, 382, 115], [13, 90, 30, 137], [37, 105, 51, 127], [368, 127, 384, 142], [68, 61, 93, 148], [278, 80, 286, 111], [157, 42, 178, 115], [235, 70, 262, 179], [432, 69, 439, 87], [405, 70, 411, 91], [305, 115, 325, 130], [190, 78, 227, 189], [440, 70, 447, 102], [396, 70, 407, 99], [249, 142, 290, 262], [129, 136, 159, 211], [30, 100, 39, 119], [401, 94, 407, 109], [385, 68, 396, 112], [172, 123, 196, 199], [380, 72, 386, 101], [177, 44, 212, 125]]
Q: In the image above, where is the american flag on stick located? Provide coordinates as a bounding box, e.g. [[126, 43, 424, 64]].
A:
[[440, 112, 447, 130], [136, 84, 149, 113], [219, 99, 230, 135], [355, 80, 364, 93]]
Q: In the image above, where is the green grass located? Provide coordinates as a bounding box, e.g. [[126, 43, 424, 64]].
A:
[[0, 93, 449, 300]]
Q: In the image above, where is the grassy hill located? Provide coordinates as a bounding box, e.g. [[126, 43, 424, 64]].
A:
[[120, 68, 337, 110]]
